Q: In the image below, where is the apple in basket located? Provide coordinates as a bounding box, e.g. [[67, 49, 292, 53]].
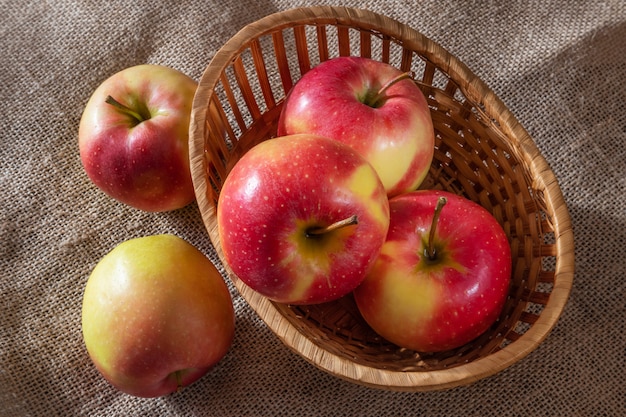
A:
[[217, 134, 390, 305], [78, 64, 197, 212], [277, 56, 434, 197], [353, 190, 511, 352], [81, 234, 235, 398]]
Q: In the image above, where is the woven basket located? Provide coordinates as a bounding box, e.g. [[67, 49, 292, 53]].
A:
[[189, 6, 575, 391]]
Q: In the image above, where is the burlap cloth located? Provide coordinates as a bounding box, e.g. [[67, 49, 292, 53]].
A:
[[1, 0, 624, 416]]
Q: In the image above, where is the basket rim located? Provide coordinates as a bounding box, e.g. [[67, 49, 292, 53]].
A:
[[189, 6, 575, 391]]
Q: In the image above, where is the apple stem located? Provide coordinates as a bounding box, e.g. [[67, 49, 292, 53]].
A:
[[369, 72, 413, 107], [426, 197, 447, 260], [306, 215, 358, 238], [175, 370, 183, 392], [105, 95, 149, 123]]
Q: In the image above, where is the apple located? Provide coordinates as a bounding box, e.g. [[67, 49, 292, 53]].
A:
[[78, 64, 197, 212], [217, 134, 390, 305], [353, 190, 511, 352], [277, 56, 434, 197], [81, 234, 235, 398]]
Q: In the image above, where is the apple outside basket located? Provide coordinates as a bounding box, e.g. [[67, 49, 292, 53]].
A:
[[189, 6, 575, 391]]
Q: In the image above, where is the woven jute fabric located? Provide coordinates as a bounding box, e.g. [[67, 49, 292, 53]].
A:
[[1, 1, 624, 416]]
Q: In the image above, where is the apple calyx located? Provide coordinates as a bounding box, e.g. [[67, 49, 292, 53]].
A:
[[365, 72, 414, 108], [105, 95, 151, 125], [305, 215, 358, 238], [425, 196, 447, 261]]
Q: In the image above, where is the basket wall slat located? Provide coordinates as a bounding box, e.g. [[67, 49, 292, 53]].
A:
[[293, 26, 311, 75], [337, 25, 351, 56], [271, 31, 294, 94], [249, 39, 276, 110], [232, 56, 261, 120], [359, 30, 371, 58]]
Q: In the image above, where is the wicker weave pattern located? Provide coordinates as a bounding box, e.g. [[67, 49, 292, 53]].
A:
[[189, 6, 574, 391]]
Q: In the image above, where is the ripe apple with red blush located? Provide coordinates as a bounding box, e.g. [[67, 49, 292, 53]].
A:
[[79, 64, 197, 212], [277, 56, 434, 197], [217, 134, 390, 305], [353, 190, 512, 352], [81, 234, 235, 398]]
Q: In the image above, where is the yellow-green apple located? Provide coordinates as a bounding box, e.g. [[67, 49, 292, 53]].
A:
[[277, 56, 434, 197], [81, 234, 235, 398], [217, 134, 390, 305], [353, 190, 511, 352], [78, 64, 197, 212]]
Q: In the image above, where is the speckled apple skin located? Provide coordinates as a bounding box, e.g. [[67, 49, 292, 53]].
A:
[[217, 134, 390, 305], [81, 234, 235, 398], [353, 190, 511, 352], [78, 65, 197, 212], [277, 56, 434, 197]]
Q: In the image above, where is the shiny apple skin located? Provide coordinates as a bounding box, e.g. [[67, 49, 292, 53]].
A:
[[353, 190, 511, 352], [217, 134, 390, 305], [81, 234, 235, 397], [78, 64, 197, 212], [277, 56, 434, 197]]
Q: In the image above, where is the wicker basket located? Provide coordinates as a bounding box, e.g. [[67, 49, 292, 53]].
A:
[[189, 6, 575, 391]]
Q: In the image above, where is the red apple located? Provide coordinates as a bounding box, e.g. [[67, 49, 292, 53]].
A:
[[353, 190, 511, 352], [81, 234, 235, 397], [277, 56, 434, 197], [217, 134, 390, 305], [78, 64, 197, 212]]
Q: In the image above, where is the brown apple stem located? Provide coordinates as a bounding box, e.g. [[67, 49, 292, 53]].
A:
[[105, 95, 147, 122], [175, 370, 183, 392], [306, 215, 358, 238], [426, 197, 447, 260], [370, 72, 414, 107]]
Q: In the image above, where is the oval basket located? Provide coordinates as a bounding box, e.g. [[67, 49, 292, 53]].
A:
[[189, 6, 575, 391]]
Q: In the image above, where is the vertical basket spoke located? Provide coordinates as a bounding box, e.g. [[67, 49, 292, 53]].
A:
[[233, 56, 261, 121], [400, 47, 413, 72], [219, 72, 246, 133], [272, 30, 293, 95], [250, 38, 276, 110], [316, 24, 329, 62], [293, 25, 311, 75], [360, 29, 372, 58], [337, 25, 351, 56]]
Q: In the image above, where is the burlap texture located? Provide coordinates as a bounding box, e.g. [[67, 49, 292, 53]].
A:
[[1, 1, 624, 416]]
